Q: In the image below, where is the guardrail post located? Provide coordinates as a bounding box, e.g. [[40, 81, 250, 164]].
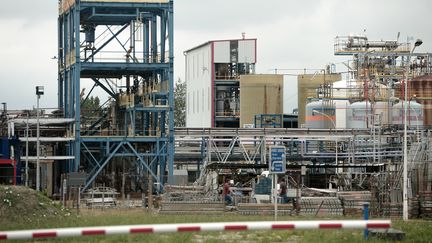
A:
[[363, 203, 369, 240]]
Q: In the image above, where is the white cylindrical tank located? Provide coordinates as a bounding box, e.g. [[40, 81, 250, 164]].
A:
[[392, 100, 424, 127], [346, 101, 372, 129], [305, 100, 336, 129], [374, 101, 392, 125]]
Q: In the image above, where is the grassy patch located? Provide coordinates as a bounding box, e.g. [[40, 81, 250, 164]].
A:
[[1, 209, 432, 242], [1, 186, 432, 242]]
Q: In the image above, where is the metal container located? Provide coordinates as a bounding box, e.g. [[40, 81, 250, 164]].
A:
[[392, 100, 423, 127], [305, 100, 336, 129], [346, 101, 372, 129]]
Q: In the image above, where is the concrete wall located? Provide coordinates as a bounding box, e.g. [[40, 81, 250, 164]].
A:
[[240, 74, 283, 127], [185, 43, 212, 127]]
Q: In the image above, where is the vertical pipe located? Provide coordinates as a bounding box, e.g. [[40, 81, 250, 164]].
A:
[[25, 113, 29, 187], [131, 20, 135, 60], [58, 16, 64, 109], [74, 2, 81, 172], [144, 21, 149, 63], [167, 0, 174, 184], [273, 174, 278, 221], [152, 112, 157, 136], [160, 13, 166, 63], [36, 95, 40, 191], [151, 16, 157, 63]]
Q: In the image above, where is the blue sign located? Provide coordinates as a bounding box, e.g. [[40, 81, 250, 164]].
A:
[[269, 146, 286, 174]]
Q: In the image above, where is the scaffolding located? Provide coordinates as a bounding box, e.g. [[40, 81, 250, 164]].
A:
[[58, 0, 174, 192]]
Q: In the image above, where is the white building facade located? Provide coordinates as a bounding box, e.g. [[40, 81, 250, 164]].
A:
[[185, 38, 257, 128]]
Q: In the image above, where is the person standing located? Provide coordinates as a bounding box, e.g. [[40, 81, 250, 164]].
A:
[[279, 178, 288, 204], [223, 179, 233, 206]]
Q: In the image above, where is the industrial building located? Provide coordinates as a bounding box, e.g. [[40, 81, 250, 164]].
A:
[[184, 38, 257, 128], [1, 0, 432, 219], [184, 38, 295, 129]]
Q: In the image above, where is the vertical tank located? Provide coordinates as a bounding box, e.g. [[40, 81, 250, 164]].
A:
[[374, 101, 391, 125], [346, 101, 372, 129], [216, 87, 229, 115], [392, 100, 424, 127], [305, 100, 336, 129]]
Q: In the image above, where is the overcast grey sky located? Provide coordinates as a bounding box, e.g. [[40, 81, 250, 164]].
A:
[[0, 0, 431, 112]]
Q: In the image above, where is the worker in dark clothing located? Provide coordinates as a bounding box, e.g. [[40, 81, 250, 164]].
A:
[[279, 178, 289, 204], [223, 179, 233, 206]]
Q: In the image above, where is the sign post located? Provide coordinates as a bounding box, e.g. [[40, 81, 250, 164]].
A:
[[68, 172, 87, 214], [269, 146, 286, 221]]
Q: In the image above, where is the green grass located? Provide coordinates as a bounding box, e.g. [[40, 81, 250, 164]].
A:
[[1, 209, 432, 242]]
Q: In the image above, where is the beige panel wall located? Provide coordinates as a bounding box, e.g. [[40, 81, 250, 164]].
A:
[[240, 74, 283, 127], [297, 74, 341, 126]]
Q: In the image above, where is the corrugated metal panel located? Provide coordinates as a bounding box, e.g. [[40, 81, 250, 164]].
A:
[[185, 44, 212, 128], [238, 39, 256, 63], [213, 41, 230, 63], [240, 74, 283, 127]]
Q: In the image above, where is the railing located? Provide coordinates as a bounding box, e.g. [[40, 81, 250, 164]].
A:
[[334, 36, 410, 55], [215, 75, 240, 80], [81, 51, 171, 64], [215, 111, 240, 117]]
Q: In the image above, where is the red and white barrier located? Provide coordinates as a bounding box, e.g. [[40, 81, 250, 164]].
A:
[[0, 220, 391, 241]]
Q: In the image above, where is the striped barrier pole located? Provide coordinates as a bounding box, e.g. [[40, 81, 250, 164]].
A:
[[0, 220, 391, 241]]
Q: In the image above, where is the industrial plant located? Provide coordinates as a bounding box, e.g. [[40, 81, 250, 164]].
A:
[[1, 0, 432, 220]]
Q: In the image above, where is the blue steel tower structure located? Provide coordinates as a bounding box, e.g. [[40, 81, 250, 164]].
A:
[[58, 0, 174, 190]]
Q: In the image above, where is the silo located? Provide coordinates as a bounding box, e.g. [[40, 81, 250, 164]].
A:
[[392, 100, 424, 127], [305, 100, 336, 129], [346, 101, 372, 129]]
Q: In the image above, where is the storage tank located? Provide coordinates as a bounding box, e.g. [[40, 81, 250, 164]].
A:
[[374, 101, 392, 125], [216, 87, 229, 116], [334, 100, 349, 128], [305, 100, 336, 129], [346, 101, 372, 129], [392, 100, 424, 127]]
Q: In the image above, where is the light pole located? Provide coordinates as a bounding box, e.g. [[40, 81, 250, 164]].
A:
[[403, 39, 422, 221], [25, 112, 29, 187], [312, 109, 338, 164], [36, 86, 44, 191]]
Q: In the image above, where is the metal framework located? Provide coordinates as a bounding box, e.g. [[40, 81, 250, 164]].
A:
[[58, 0, 174, 191]]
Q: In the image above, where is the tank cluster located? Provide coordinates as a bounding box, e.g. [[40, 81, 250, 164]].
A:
[[305, 99, 423, 129]]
